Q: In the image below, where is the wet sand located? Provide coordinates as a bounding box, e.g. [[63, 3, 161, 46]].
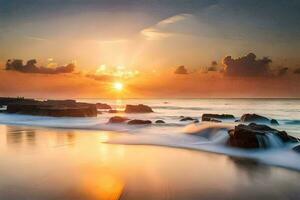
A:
[[0, 125, 300, 200]]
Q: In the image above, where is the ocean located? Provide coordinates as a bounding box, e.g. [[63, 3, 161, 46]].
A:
[[0, 98, 300, 199]]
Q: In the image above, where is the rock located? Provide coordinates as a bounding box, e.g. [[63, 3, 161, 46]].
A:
[[228, 123, 299, 149], [108, 116, 129, 123], [96, 103, 112, 109], [194, 119, 199, 123], [293, 145, 300, 153], [97, 110, 102, 114], [108, 109, 118, 113], [125, 104, 153, 113], [6, 102, 97, 117], [0, 97, 36, 106], [240, 114, 278, 125], [180, 117, 195, 121], [270, 119, 279, 125], [155, 120, 165, 124], [202, 117, 221, 123], [202, 114, 235, 122], [128, 119, 152, 125]]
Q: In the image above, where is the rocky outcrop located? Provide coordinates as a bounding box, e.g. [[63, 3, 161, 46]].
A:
[[125, 104, 153, 113], [127, 119, 152, 125], [6, 102, 97, 117], [0, 97, 36, 106], [155, 120, 165, 124], [4, 98, 97, 117], [108, 109, 118, 113], [228, 123, 298, 149], [96, 103, 112, 109], [240, 114, 279, 125], [202, 114, 235, 122], [108, 116, 129, 123]]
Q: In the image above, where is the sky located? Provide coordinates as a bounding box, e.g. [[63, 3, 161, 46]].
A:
[[0, 0, 300, 98]]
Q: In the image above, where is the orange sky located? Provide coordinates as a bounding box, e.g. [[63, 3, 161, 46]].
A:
[[0, 69, 299, 98]]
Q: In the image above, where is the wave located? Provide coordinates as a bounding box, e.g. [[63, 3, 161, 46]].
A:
[[151, 106, 211, 111], [1, 113, 300, 171], [285, 120, 300, 125]]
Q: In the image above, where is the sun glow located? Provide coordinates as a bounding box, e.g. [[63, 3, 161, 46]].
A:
[[113, 82, 124, 91]]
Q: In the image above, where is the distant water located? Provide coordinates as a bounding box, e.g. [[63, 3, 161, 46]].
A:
[[0, 98, 300, 171]]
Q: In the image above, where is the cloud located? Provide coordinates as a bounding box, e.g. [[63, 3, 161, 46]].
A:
[[222, 53, 272, 77], [25, 36, 49, 42], [294, 68, 300, 74], [174, 65, 188, 74], [207, 60, 219, 72], [141, 13, 193, 40], [157, 14, 192, 26], [277, 67, 288, 76], [85, 74, 114, 82], [5, 59, 75, 74]]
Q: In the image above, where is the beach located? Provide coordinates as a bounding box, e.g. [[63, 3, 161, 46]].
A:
[[0, 99, 300, 199], [1, 125, 300, 200]]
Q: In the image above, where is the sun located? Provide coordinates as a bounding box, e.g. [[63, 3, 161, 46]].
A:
[[113, 82, 124, 92]]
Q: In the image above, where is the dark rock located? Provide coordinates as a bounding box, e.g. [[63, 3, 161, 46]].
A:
[[6, 102, 97, 117], [235, 120, 240, 122], [180, 117, 195, 121], [194, 119, 199, 123], [125, 104, 153, 113], [128, 119, 152, 125], [0, 97, 36, 106], [97, 110, 102, 114], [293, 145, 300, 153], [240, 114, 278, 125], [228, 123, 299, 149], [96, 103, 112, 109], [202, 114, 235, 122], [155, 120, 165, 124], [270, 119, 279, 125], [108, 116, 129, 123]]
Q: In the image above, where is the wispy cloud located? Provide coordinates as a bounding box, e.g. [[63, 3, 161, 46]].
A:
[[25, 36, 49, 42], [157, 14, 192, 26], [141, 13, 193, 40]]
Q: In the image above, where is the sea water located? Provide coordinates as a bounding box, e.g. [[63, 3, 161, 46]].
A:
[[0, 98, 300, 170]]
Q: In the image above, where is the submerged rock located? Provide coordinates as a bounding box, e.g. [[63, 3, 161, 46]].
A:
[[293, 145, 300, 153], [108, 116, 129, 123], [180, 117, 195, 121], [228, 123, 298, 149], [270, 119, 279, 125], [96, 103, 112, 109], [125, 104, 153, 113], [202, 114, 235, 122], [240, 114, 279, 125], [155, 120, 165, 124], [128, 119, 152, 125]]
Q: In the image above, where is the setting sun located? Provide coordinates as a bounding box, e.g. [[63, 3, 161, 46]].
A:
[[113, 82, 124, 92]]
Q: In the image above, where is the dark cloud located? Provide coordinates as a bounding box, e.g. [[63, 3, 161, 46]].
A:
[[86, 74, 114, 82], [207, 60, 219, 72], [294, 68, 300, 74], [222, 53, 272, 77], [174, 65, 188, 74], [5, 59, 75, 74], [277, 67, 288, 76]]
